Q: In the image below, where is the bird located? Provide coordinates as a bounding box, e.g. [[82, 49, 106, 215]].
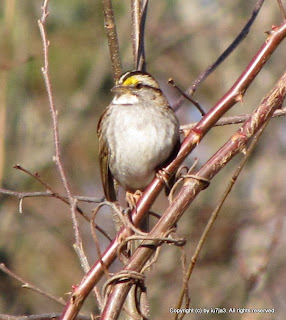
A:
[[97, 70, 180, 206]]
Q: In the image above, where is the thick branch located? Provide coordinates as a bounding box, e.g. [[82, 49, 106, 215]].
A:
[[101, 69, 286, 320]]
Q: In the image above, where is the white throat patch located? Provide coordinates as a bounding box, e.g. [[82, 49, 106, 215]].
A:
[[112, 94, 139, 105]]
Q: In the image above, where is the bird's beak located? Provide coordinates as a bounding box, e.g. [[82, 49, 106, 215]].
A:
[[111, 85, 130, 93]]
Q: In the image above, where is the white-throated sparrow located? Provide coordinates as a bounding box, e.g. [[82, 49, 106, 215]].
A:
[[97, 71, 180, 203]]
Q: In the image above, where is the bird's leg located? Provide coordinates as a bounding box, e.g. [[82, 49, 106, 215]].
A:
[[125, 190, 149, 232], [125, 190, 143, 210]]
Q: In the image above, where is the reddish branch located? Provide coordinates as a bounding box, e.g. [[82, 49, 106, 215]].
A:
[[60, 21, 286, 320], [101, 68, 286, 320]]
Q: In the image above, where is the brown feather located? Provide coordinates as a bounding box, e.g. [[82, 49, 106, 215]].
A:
[[97, 111, 116, 202]]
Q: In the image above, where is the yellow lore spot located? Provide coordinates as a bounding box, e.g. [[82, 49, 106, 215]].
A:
[[122, 76, 139, 86]]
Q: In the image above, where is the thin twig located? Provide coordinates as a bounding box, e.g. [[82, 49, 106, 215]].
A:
[[38, 1, 76, 208], [239, 214, 284, 292], [180, 107, 286, 132], [168, 78, 206, 116], [12, 164, 111, 240], [0, 264, 65, 306], [0, 188, 53, 199], [173, 0, 265, 110], [190, 0, 265, 93], [13, 164, 81, 213], [75, 195, 103, 203], [13, 164, 53, 190], [38, 0, 89, 278], [131, 0, 141, 68], [277, 0, 286, 20], [0, 186, 111, 240], [0, 185, 103, 205], [102, 0, 122, 81], [0, 314, 91, 320], [131, 0, 148, 71]]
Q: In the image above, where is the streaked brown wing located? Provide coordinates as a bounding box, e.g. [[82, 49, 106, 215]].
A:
[[97, 115, 116, 202]]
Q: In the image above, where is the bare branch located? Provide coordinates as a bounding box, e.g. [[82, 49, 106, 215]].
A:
[[0, 188, 53, 199], [131, 0, 148, 70], [102, 0, 122, 81], [0, 264, 65, 306], [180, 107, 286, 132], [131, 0, 141, 68], [38, 0, 93, 292], [0, 183, 111, 241], [277, 0, 286, 20], [0, 314, 91, 320], [38, 0, 76, 216], [0, 188, 103, 207], [239, 214, 283, 292], [173, 0, 265, 110], [169, 78, 206, 116]]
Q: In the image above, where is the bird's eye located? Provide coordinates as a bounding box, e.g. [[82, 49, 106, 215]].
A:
[[135, 83, 143, 89]]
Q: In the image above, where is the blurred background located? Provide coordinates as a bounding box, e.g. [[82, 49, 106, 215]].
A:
[[0, 0, 286, 319]]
